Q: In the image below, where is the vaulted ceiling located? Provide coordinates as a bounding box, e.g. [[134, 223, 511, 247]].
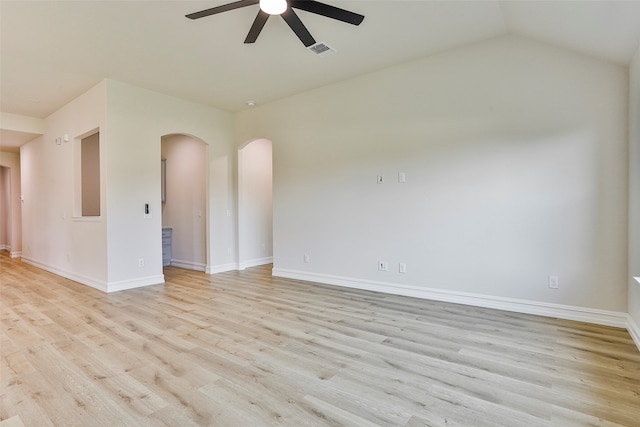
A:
[[1, 0, 640, 123]]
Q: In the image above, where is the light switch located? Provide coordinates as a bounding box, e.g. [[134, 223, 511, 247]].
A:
[[144, 203, 152, 219]]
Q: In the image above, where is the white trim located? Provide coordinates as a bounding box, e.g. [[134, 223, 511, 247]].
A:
[[107, 275, 164, 293], [21, 256, 108, 292], [0, 246, 20, 258], [273, 268, 629, 328], [21, 256, 164, 293], [628, 315, 640, 352], [206, 262, 238, 274], [239, 256, 273, 270], [170, 259, 206, 272], [203, 258, 273, 274]]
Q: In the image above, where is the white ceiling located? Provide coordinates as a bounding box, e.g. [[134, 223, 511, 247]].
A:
[[1, 0, 640, 126]]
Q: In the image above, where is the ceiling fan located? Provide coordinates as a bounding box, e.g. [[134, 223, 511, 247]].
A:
[[186, 0, 365, 48]]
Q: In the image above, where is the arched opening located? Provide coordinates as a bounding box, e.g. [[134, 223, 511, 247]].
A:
[[0, 154, 22, 259], [161, 134, 208, 271], [238, 138, 273, 269], [0, 165, 11, 254]]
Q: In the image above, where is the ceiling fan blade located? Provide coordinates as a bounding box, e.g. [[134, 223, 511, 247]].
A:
[[244, 10, 269, 43], [290, 0, 364, 25], [186, 0, 259, 19], [281, 8, 316, 47]]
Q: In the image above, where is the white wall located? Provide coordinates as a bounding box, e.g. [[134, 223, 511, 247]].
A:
[[161, 134, 207, 271], [238, 138, 273, 269], [19, 79, 234, 292], [20, 81, 108, 287], [628, 46, 640, 346], [0, 151, 22, 257], [234, 35, 629, 322], [105, 80, 234, 289]]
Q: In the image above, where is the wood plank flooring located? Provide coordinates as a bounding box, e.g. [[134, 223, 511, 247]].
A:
[[1, 251, 639, 426]]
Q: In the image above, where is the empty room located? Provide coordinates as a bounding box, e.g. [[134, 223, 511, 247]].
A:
[[1, 1, 639, 426]]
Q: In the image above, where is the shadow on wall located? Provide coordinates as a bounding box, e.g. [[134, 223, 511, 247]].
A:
[[238, 138, 273, 270]]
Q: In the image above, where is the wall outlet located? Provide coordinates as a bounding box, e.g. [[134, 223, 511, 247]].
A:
[[398, 172, 406, 183], [549, 275, 559, 289], [377, 175, 384, 184], [399, 262, 406, 273], [138, 258, 145, 268], [304, 253, 310, 263], [378, 261, 389, 271]]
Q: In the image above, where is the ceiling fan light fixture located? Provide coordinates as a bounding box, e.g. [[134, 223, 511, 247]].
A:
[[260, 0, 287, 15], [187, 1, 364, 46]]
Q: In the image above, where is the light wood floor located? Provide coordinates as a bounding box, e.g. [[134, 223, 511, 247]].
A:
[[1, 252, 639, 426]]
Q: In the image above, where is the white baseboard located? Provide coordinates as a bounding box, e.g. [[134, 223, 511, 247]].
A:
[[206, 262, 238, 274], [239, 256, 273, 270], [628, 315, 640, 351], [272, 268, 629, 329], [202, 258, 272, 274], [107, 275, 165, 293], [170, 259, 206, 272], [22, 256, 108, 292], [21, 256, 164, 293], [0, 246, 21, 258]]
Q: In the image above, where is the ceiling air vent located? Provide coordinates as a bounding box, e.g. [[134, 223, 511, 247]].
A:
[[308, 42, 336, 57]]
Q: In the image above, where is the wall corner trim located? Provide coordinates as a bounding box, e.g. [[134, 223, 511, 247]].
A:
[[205, 258, 272, 274], [272, 268, 630, 330], [106, 275, 165, 293], [627, 314, 640, 352], [206, 262, 238, 274], [238, 256, 273, 271]]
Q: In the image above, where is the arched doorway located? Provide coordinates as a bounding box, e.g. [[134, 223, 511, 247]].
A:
[[238, 138, 273, 269], [161, 134, 208, 271], [0, 166, 11, 254]]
